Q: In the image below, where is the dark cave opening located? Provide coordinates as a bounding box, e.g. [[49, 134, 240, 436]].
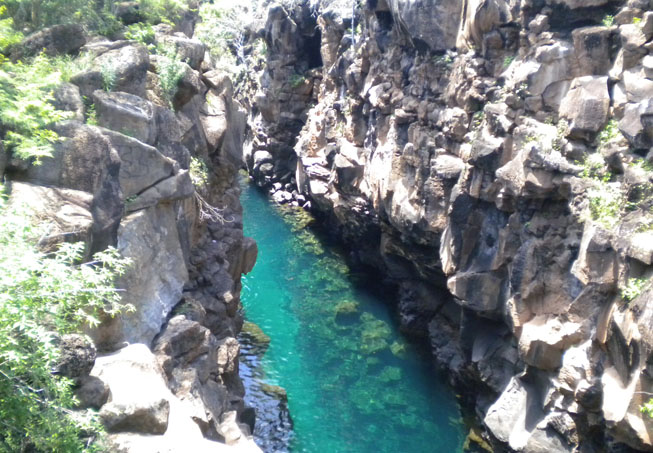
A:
[[304, 29, 323, 69]]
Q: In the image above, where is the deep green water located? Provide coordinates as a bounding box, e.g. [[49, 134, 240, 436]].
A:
[[240, 179, 466, 453]]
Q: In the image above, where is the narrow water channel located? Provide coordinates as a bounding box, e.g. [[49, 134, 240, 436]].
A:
[[239, 178, 466, 453]]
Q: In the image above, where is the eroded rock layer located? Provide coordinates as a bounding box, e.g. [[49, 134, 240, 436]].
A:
[[240, 0, 653, 451]]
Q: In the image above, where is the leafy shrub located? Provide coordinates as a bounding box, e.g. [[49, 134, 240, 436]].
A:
[[581, 153, 612, 182], [0, 193, 132, 451], [602, 14, 615, 26], [289, 73, 306, 88], [125, 22, 155, 46], [100, 60, 117, 92], [597, 119, 621, 149], [155, 43, 185, 108], [189, 156, 209, 189], [138, 0, 188, 25], [0, 6, 23, 54], [0, 55, 70, 162], [587, 184, 623, 229], [621, 277, 647, 302], [195, 0, 252, 75]]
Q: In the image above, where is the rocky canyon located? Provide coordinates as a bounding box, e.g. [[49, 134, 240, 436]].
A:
[[1, 0, 653, 452]]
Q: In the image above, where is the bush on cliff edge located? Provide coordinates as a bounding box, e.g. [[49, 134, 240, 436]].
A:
[[0, 193, 132, 452]]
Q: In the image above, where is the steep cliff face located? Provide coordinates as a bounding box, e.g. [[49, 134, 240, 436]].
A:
[[2, 16, 260, 452], [242, 0, 653, 451]]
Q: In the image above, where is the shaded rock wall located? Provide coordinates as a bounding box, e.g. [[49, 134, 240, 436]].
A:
[[241, 0, 653, 451], [3, 19, 259, 453]]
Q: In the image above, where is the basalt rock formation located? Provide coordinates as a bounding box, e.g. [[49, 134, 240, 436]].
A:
[[240, 0, 653, 451], [2, 18, 260, 453]]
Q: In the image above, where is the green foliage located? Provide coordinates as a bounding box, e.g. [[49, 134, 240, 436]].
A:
[[85, 100, 97, 125], [155, 43, 185, 108], [581, 153, 612, 182], [0, 6, 23, 54], [289, 73, 306, 88], [642, 398, 653, 417], [0, 194, 132, 451], [503, 55, 514, 68], [138, 0, 188, 25], [598, 119, 621, 148], [471, 110, 484, 129], [622, 277, 647, 302], [433, 54, 453, 68], [602, 14, 615, 26], [631, 158, 653, 173], [50, 52, 94, 82], [1, 0, 119, 33], [0, 55, 71, 162], [125, 22, 155, 46], [100, 60, 116, 92], [587, 184, 623, 229], [633, 17, 642, 25], [194, 1, 241, 72], [189, 156, 209, 189]]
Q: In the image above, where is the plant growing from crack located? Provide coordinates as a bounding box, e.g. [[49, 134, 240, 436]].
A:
[[622, 277, 648, 302]]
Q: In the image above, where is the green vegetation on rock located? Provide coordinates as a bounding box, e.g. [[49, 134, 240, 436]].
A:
[[0, 54, 70, 163], [0, 193, 132, 451]]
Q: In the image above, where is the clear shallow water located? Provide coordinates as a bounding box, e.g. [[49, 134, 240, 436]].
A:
[[240, 179, 466, 453]]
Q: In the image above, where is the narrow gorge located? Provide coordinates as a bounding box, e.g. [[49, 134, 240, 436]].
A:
[[1, 0, 653, 452]]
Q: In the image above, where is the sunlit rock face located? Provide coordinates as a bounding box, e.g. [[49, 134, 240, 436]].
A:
[[5, 15, 259, 453], [240, 0, 653, 451]]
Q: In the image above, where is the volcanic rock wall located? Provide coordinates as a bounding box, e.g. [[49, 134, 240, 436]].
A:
[[242, 0, 653, 451], [2, 17, 260, 452]]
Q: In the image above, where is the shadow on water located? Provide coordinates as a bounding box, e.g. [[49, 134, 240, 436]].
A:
[[238, 177, 467, 453]]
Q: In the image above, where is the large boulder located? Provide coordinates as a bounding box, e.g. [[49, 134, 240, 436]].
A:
[[559, 76, 610, 141], [572, 26, 612, 76], [92, 343, 260, 452], [12, 24, 86, 59], [23, 122, 123, 252], [91, 205, 188, 348], [7, 181, 94, 249], [94, 91, 158, 145], [389, 0, 463, 51], [619, 99, 653, 149], [71, 44, 150, 98], [100, 128, 175, 198], [156, 34, 205, 71]]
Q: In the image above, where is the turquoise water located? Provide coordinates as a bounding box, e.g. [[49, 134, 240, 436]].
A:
[[240, 179, 466, 453]]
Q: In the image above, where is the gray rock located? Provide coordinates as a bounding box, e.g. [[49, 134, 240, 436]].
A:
[[12, 24, 86, 59], [390, 0, 463, 52], [90, 205, 188, 348], [75, 375, 110, 409], [100, 128, 175, 198], [125, 170, 194, 212], [559, 76, 610, 141], [94, 91, 157, 145], [113, 1, 144, 25], [156, 34, 205, 71], [100, 393, 170, 435], [619, 99, 653, 149], [572, 26, 612, 76], [71, 45, 150, 98], [53, 83, 85, 122], [7, 182, 94, 250]]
